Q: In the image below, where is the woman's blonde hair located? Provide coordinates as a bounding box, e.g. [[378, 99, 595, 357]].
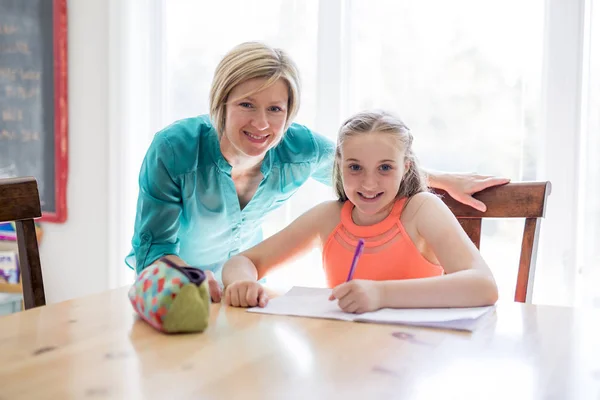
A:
[[209, 42, 301, 138], [332, 110, 427, 202]]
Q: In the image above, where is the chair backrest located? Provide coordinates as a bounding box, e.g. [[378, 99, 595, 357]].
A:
[[431, 181, 551, 303], [0, 177, 46, 309]]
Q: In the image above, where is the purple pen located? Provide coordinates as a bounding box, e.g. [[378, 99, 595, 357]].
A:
[[346, 239, 365, 282]]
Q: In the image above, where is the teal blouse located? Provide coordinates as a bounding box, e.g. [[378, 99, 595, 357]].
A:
[[126, 115, 335, 281]]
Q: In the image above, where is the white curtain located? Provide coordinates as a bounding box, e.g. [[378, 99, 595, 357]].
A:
[[577, 0, 600, 307], [111, 0, 600, 307]]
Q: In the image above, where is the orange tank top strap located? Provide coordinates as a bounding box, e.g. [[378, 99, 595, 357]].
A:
[[389, 196, 408, 218]]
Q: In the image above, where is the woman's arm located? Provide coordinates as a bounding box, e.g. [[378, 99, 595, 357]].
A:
[[423, 169, 510, 212], [129, 134, 222, 300], [130, 134, 183, 272], [378, 192, 498, 308]]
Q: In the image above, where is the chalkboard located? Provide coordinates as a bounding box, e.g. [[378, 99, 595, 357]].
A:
[[0, 0, 68, 223]]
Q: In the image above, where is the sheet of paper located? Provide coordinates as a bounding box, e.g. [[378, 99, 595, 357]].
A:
[[248, 286, 495, 331], [355, 307, 494, 331], [248, 286, 354, 322]]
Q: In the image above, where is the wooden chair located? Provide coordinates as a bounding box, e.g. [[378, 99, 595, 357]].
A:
[[0, 177, 46, 309], [431, 182, 551, 303]]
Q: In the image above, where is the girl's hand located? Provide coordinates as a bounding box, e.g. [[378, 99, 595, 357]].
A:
[[329, 280, 383, 314], [224, 281, 269, 308]]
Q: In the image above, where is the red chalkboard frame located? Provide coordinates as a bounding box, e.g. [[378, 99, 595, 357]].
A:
[[42, 0, 68, 223]]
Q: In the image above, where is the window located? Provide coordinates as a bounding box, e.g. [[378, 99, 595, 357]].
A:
[[343, 0, 545, 303], [164, 0, 319, 128], [109, 0, 597, 306], [578, 0, 600, 307]]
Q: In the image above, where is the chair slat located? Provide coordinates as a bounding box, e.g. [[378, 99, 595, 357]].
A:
[[16, 219, 46, 308], [515, 218, 541, 303]]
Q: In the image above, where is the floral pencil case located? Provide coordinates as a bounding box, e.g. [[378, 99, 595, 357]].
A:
[[128, 257, 210, 333]]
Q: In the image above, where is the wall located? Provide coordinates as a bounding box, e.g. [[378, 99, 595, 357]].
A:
[[39, 0, 110, 303]]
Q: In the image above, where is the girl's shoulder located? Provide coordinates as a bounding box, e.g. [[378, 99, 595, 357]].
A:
[[401, 191, 448, 221], [311, 200, 344, 215], [305, 200, 344, 238], [302, 200, 344, 223], [400, 191, 461, 239]]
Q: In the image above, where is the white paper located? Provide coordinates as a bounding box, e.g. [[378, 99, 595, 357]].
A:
[[247, 286, 494, 332]]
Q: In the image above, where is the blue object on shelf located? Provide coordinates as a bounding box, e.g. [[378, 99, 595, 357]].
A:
[[0, 222, 16, 241], [0, 251, 19, 284]]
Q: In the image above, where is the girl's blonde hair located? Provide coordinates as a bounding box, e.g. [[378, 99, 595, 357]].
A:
[[209, 42, 301, 139], [333, 110, 427, 202]]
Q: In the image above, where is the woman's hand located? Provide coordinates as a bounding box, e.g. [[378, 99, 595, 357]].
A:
[[204, 270, 223, 303], [224, 281, 269, 308], [159, 254, 223, 302], [427, 171, 510, 212], [329, 280, 383, 314]]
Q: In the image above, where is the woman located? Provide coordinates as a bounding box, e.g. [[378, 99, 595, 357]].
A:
[[126, 42, 508, 302]]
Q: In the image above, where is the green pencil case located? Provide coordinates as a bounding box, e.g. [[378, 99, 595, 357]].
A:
[[128, 257, 210, 333]]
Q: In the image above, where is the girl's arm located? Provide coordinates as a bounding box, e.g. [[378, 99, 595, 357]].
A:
[[222, 201, 339, 286], [379, 192, 499, 308]]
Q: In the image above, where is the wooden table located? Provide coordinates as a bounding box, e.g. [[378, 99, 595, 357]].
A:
[[0, 287, 599, 399]]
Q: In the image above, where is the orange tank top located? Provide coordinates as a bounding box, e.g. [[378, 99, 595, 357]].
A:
[[322, 197, 444, 288]]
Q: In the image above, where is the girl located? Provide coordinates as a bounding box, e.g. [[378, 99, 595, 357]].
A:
[[222, 110, 499, 313]]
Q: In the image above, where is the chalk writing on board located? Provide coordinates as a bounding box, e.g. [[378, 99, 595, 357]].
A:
[[4, 86, 40, 99], [2, 109, 23, 121], [0, 68, 41, 81], [0, 23, 18, 35], [0, 41, 30, 54]]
